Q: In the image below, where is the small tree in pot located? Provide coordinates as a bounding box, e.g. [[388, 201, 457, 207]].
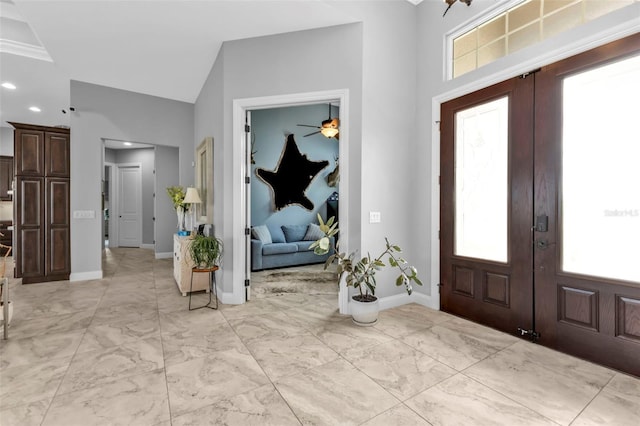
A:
[[310, 215, 422, 325]]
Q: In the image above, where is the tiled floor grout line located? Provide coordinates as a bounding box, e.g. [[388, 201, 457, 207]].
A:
[[566, 373, 616, 426], [223, 309, 307, 426]]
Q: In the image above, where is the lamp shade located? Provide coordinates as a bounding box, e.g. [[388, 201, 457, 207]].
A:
[[183, 187, 202, 204]]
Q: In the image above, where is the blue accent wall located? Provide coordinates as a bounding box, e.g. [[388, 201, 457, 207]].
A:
[[251, 103, 339, 228]]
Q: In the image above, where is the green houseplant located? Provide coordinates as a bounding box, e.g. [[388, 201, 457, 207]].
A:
[[188, 234, 223, 269], [310, 214, 422, 325]]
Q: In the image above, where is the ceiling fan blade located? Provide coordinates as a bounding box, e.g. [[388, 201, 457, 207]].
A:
[[297, 124, 320, 128], [303, 130, 321, 137]]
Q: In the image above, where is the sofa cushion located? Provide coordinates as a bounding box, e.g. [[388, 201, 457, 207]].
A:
[[251, 225, 272, 244], [294, 241, 315, 252], [282, 225, 308, 243], [262, 243, 298, 256], [303, 223, 325, 241], [267, 224, 286, 243]]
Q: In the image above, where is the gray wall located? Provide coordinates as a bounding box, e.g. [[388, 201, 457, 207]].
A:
[[195, 22, 364, 295], [0, 127, 14, 156], [113, 148, 155, 245], [251, 104, 339, 227], [155, 145, 180, 255], [70, 81, 194, 278]]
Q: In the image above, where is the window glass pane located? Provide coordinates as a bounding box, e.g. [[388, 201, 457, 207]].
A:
[[562, 54, 640, 282], [543, 3, 583, 39], [508, 0, 541, 31], [479, 38, 506, 68], [478, 15, 506, 47], [584, 0, 633, 21], [455, 97, 509, 263], [453, 51, 477, 78], [508, 21, 540, 54], [454, 30, 477, 59]]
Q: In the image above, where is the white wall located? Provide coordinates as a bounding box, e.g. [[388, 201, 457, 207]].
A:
[[69, 81, 194, 279]]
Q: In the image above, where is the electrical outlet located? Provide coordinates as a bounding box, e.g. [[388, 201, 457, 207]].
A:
[[369, 211, 381, 223]]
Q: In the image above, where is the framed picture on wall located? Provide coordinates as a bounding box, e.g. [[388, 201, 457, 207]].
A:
[[196, 137, 213, 223]]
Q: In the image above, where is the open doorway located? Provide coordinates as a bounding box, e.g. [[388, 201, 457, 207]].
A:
[[102, 140, 179, 260], [233, 89, 350, 313], [249, 103, 341, 300]]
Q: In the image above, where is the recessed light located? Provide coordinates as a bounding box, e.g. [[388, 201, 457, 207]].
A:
[[1, 82, 17, 90], [29, 106, 41, 112], [123, 142, 132, 146]]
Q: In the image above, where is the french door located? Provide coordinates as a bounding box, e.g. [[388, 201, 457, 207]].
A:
[[440, 33, 640, 376]]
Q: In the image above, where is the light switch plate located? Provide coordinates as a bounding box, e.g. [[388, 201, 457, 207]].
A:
[[369, 211, 381, 223]]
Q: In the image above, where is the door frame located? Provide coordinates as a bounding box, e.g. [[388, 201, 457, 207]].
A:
[[232, 89, 350, 313], [430, 20, 639, 309], [116, 162, 142, 248], [103, 162, 116, 248]]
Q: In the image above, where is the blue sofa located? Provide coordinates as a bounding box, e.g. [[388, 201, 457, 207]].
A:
[[250, 223, 334, 271]]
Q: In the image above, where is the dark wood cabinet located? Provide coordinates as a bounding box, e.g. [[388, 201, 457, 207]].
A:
[[10, 122, 70, 284], [0, 156, 13, 201]]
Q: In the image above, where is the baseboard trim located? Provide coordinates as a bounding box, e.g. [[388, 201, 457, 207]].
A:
[[155, 252, 172, 259], [69, 270, 103, 282], [141, 244, 155, 250], [378, 291, 439, 311], [217, 289, 242, 305]]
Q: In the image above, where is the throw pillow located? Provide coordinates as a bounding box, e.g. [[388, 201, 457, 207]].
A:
[[281, 225, 309, 242], [251, 225, 272, 244], [303, 223, 325, 241], [267, 224, 286, 243]]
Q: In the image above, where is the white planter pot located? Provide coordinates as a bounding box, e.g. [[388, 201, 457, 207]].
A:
[[350, 295, 379, 326], [0, 301, 13, 326]]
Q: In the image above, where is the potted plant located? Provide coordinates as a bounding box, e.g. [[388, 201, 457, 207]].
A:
[[188, 234, 223, 269], [310, 214, 422, 326]]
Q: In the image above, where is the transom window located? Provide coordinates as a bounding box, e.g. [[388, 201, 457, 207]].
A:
[[451, 0, 634, 78]]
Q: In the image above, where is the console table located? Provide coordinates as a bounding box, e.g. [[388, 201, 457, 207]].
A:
[[173, 234, 209, 296]]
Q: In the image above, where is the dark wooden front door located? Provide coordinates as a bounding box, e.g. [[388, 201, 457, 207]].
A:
[[440, 75, 535, 334], [441, 34, 640, 376]]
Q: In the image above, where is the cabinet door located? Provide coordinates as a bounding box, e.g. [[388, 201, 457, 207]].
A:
[[46, 178, 70, 277], [0, 156, 13, 200], [16, 176, 44, 279], [15, 129, 44, 176], [46, 132, 70, 177]]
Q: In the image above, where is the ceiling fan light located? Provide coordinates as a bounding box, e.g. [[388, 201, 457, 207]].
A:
[[320, 127, 339, 138]]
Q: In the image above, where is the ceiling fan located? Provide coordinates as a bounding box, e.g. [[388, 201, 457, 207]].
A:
[[443, 0, 472, 17], [297, 103, 339, 139]]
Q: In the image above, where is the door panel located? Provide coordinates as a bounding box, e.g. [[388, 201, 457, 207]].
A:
[[46, 178, 70, 277], [118, 166, 141, 248], [15, 130, 44, 176], [45, 132, 70, 177], [441, 76, 534, 334], [441, 33, 640, 376], [534, 34, 640, 375]]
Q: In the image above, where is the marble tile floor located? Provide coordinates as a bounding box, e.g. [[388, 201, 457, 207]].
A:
[[0, 248, 638, 425]]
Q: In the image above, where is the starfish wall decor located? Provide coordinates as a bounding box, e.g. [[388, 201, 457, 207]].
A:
[[256, 134, 329, 211]]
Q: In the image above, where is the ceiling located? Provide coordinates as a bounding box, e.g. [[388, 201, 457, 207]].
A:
[[0, 0, 421, 129]]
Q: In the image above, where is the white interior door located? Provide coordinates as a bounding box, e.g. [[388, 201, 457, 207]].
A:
[[118, 164, 141, 247]]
